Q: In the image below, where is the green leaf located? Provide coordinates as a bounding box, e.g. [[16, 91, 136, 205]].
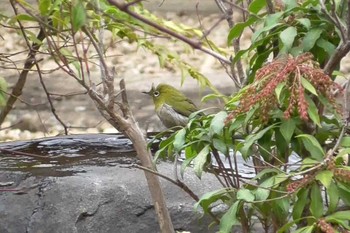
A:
[[255, 176, 275, 201], [72, 0, 86, 32], [265, 12, 284, 27], [326, 210, 350, 221], [209, 111, 227, 136], [252, 23, 283, 42], [296, 18, 311, 29], [280, 119, 296, 144], [219, 201, 240, 233], [300, 158, 319, 170], [213, 138, 227, 154], [293, 188, 309, 220], [12, 14, 36, 22], [174, 128, 186, 152], [241, 123, 278, 159], [310, 183, 323, 218], [306, 96, 321, 127], [302, 28, 323, 51], [338, 181, 350, 206], [237, 189, 255, 202], [315, 170, 333, 189], [317, 38, 336, 57], [340, 137, 350, 147], [327, 181, 339, 213], [296, 134, 325, 161], [275, 82, 286, 103], [301, 78, 318, 96], [280, 26, 297, 53], [284, 0, 298, 9], [227, 16, 257, 44], [39, 0, 51, 15], [278, 217, 316, 233], [193, 145, 210, 178], [248, 0, 266, 14], [194, 188, 230, 213], [293, 226, 315, 233]]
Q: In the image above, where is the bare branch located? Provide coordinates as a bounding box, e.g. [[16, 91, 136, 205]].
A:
[[324, 41, 350, 75]]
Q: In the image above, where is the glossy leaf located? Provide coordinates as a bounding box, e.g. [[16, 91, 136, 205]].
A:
[[193, 145, 210, 178], [293, 225, 315, 233], [340, 136, 350, 147], [237, 189, 255, 202], [300, 158, 320, 170], [296, 134, 325, 161], [315, 170, 333, 189], [327, 181, 339, 213], [301, 78, 318, 96], [280, 26, 297, 53], [284, 0, 298, 9], [39, 0, 51, 15], [252, 23, 283, 42], [209, 111, 227, 136], [72, 0, 86, 32], [174, 128, 186, 152], [337, 181, 350, 206], [326, 210, 350, 221], [213, 138, 227, 155], [302, 28, 323, 51], [293, 188, 309, 220], [275, 82, 286, 103], [310, 183, 323, 218], [248, 0, 266, 14], [241, 123, 278, 159], [317, 38, 336, 57], [306, 96, 321, 127], [296, 18, 311, 29], [194, 188, 230, 213], [220, 201, 240, 233], [228, 16, 257, 44], [280, 119, 296, 144], [255, 176, 274, 201]]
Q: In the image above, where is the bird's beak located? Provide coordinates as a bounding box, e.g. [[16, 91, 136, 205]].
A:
[[142, 84, 155, 95]]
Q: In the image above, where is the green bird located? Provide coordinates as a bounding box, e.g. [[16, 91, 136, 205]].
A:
[[143, 83, 200, 128]]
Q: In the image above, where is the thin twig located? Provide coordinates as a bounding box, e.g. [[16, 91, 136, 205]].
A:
[[35, 62, 69, 135]]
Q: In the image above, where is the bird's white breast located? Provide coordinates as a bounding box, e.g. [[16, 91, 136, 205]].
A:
[[157, 104, 189, 128]]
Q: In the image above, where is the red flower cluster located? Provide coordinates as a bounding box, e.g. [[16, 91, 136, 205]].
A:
[[334, 168, 350, 183], [317, 219, 335, 233], [226, 53, 341, 123], [286, 174, 315, 193]]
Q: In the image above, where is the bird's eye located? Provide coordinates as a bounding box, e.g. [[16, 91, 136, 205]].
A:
[[153, 91, 160, 97]]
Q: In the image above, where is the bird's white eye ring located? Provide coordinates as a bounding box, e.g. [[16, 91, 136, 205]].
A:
[[153, 91, 160, 97]]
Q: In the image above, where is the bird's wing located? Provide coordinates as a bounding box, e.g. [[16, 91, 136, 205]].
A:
[[169, 95, 199, 117]]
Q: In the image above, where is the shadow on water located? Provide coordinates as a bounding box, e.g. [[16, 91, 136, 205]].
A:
[[0, 134, 138, 177]]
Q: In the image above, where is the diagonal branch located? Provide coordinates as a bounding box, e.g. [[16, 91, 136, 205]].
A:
[[106, 0, 230, 65], [0, 2, 46, 125]]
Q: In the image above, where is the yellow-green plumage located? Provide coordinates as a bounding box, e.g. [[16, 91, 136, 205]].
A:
[[143, 84, 199, 128]]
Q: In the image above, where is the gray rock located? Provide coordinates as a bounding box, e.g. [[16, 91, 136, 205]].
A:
[[0, 163, 222, 233]]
